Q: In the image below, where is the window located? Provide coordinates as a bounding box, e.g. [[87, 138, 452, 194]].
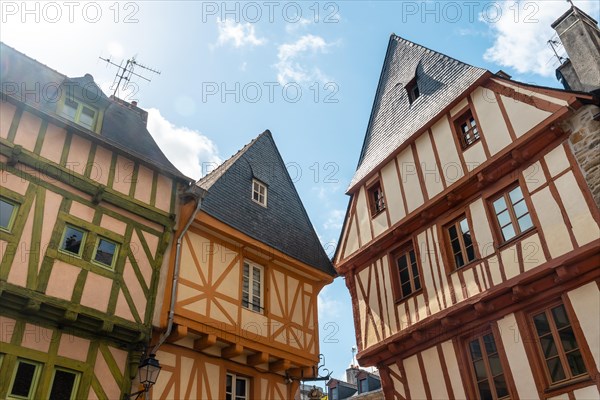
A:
[[456, 110, 480, 149], [242, 261, 263, 313], [406, 77, 420, 104], [0, 197, 18, 232], [252, 179, 267, 207], [367, 181, 385, 216], [330, 387, 339, 400], [531, 303, 587, 385], [226, 373, 249, 400], [491, 185, 533, 242], [48, 368, 80, 400], [8, 359, 41, 400], [59, 225, 87, 257], [359, 378, 368, 393], [467, 333, 510, 400], [60, 98, 98, 130], [92, 237, 118, 269], [446, 215, 476, 269], [392, 244, 421, 300]]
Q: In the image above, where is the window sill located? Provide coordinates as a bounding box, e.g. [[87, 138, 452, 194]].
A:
[[495, 227, 537, 250], [460, 138, 481, 151], [447, 258, 480, 275], [370, 209, 386, 219], [394, 289, 423, 305]]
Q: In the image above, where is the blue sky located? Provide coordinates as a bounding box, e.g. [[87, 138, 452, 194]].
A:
[[3, 0, 598, 385]]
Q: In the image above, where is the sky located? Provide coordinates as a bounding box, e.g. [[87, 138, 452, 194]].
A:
[[2, 0, 599, 386]]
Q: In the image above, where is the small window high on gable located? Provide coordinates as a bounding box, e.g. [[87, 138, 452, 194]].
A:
[[60, 97, 98, 131], [252, 179, 267, 207], [406, 77, 420, 105]]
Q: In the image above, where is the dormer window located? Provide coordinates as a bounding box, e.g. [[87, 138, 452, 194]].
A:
[[60, 97, 98, 131], [252, 179, 267, 207], [406, 77, 420, 104]]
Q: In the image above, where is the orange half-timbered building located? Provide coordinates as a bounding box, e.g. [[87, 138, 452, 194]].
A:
[[151, 130, 336, 399], [335, 7, 600, 400]]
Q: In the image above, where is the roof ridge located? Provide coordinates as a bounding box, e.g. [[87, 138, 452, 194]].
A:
[[0, 41, 66, 79], [390, 34, 485, 71], [196, 129, 270, 186]]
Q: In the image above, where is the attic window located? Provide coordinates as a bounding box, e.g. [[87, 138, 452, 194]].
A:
[[60, 97, 98, 130], [367, 181, 385, 217], [252, 179, 267, 207], [406, 77, 420, 104], [455, 109, 481, 149]]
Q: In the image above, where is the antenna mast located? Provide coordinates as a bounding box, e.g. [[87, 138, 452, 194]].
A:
[[99, 55, 161, 98]]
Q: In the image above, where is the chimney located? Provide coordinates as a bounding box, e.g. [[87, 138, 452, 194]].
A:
[[109, 95, 149, 126], [551, 5, 600, 93]]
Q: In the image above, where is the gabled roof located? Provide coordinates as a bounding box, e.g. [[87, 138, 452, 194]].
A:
[[0, 42, 189, 181], [196, 130, 336, 276], [349, 35, 488, 191]]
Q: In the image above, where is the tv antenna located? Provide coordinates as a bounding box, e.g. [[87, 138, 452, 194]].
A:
[[547, 39, 566, 65], [99, 55, 161, 98]]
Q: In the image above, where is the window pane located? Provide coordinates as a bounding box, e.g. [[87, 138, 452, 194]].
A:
[[501, 224, 516, 241], [61, 226, 85, 255], [413, 276, 421, 291], [466, 245, 475, 263], [62, 99, 78, 120], [483, 334, 497, 355], [533, 312, 550, 336], [454, 252, 465, 268], [469, 340, 482, 360], [540, 335, 558, 358], [451, 237, 462, 255], [411, 262, 419, 279], [0, 199, 16, 230], [477, 380, 492, 400], [551, 305, 569, 329], [509, 186, 524, 204], [517, 214, 533, 232], [512, 199, 528, 218], [397, 254, 407, 271], [494, 375, 508, 398], [493, 197, 507, 214], [409, 250, 416, 265], [79, 107, 95, 129], [401, 282, 412, 297], [94, 238, 117, 267], [226, 374, 232, 394], [567, 350, 586, 377], [236, 378, 246, 397], [489, 355, 502, 377], [448, 225, 458, 241], [49, 370, 77, 400], [497, 210, 511, 227], [473, 359, 487, 380], [399, 267, 410, 285], [10, 361, 37, 397], [459, 218, 469, 234], [559, 328, 578, 352], [546, 357, 566, 383]]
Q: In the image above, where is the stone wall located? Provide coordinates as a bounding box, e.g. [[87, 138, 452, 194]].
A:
[[566, 104, 600, 209]]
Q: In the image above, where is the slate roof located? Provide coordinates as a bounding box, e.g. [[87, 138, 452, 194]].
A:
[[0, 42, 188, 181], [349, 35, 488, 191], [196, 130, 336, 276]]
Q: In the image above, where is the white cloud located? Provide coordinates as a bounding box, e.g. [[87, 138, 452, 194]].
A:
[[146, 108, 221, 179], [323, 208, 344, 231], [318, 285, 344, 320], [275, 34, 332, 85], [285, 18, 313, 33], [483, 1, 600, 77], [215, 18, 266, 48]]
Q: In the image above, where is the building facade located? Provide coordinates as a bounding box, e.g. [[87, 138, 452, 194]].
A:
[[150, 131, 336, 399], [0, 43, 189, 399], [334, 6, 600, 400]]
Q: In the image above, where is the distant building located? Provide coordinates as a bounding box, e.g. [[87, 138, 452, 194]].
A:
[[0, 43, 189, 399], [326, 366, 383, 400], [334, 4, 600, 400], [150, 131, 336, 399]]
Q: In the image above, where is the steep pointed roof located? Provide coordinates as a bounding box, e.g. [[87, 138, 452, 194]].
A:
[[197, 130, 336, 276], [349, 35, 488, 191], [0, 42, 189, 181]]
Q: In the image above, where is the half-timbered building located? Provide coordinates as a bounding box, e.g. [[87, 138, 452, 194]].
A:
[[334, 6, 600, 400], [151, 130, 336, 399], [0, 43, 190, 399]]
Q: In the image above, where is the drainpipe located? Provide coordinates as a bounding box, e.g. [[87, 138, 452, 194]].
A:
[[152, 186, 206, 354]]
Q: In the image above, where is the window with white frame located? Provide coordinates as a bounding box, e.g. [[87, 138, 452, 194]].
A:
[[252, 179, 267, 207], [60, 97, 98, 131], [48, 368, 81, 400], [7, 359, 42, 400], [242, 261, 263, 313], [226, 373, 249, 400]]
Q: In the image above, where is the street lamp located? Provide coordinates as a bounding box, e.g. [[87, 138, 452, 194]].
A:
[[126, 354, 161, 399]]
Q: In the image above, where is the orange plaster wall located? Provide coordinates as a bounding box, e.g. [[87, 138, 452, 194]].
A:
[[57, 333, 90, 362], [79, 272, 112, 312], [20, 323, 53, 353], [7, 197, 35, 287], [155, 174, 172, 211], [39, 123, 67, 164], [94, 349, 122, 400], [45, 260, 79, 301], [0, 316, 17, 343], [91, 145, 112, 186], [69, 201, 95, 223], [134, 164, 153, 204], [112, 155, 134, 195], [100, 213, 127, 236], [13, 111, 40, 152], [1, 168, 29, 195], [38, 190, 62, 272], [65, 134, 91, 176], [0, 101, 17, 138]]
